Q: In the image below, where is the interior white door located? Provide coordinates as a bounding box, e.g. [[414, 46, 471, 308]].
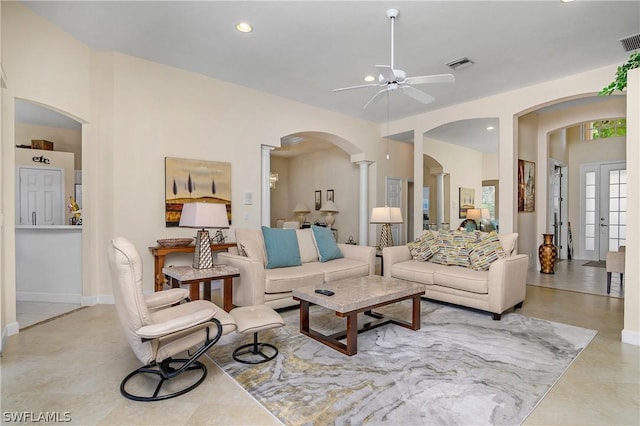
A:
[[386, 177, 402, 245], [18, 167, 64, 225]]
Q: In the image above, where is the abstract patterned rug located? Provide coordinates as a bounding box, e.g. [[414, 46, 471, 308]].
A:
[[207, 300, 596, 425]]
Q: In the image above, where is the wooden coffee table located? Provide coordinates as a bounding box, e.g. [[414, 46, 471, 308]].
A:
[[292, 276, 425, 356]]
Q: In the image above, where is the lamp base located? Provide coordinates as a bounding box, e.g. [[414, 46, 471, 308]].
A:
[[193, 229, 213, 269], [378, 223, 394, 250]]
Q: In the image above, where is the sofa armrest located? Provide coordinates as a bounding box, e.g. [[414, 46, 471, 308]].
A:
[[217, 252, 266, 306], [338, 243, 376, 275], [381, 246, 411, 278], [487, 254, 529, 313]]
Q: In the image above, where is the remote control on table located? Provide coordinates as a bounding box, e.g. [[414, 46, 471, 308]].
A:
[[314, 289, 335, 296]]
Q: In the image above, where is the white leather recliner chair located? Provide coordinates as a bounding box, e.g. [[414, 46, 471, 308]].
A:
[[107, 237, 237, 401]]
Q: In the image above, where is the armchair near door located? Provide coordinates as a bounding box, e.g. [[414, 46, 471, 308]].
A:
[[107, 237, 237, 401], [605, 246, 625, 294]]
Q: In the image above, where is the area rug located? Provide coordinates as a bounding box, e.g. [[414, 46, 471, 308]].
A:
[[207, 300, 596, 425], [583, 260, 606, 268]]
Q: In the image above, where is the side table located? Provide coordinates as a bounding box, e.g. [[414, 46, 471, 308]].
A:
[[162, 264, 240, 312], [149, 243, 236, 292]]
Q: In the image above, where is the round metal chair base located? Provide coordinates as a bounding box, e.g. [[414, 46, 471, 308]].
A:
[[232, 342, 278, 364], [120, 359, 207, 402]]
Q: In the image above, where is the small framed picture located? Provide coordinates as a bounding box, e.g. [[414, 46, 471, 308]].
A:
[[315, 190, 321, 210], [327, 189, 334, 202]]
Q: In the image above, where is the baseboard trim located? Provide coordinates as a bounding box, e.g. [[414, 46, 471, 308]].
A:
[[1, 321, 20, 353], [81, 295, 114, 305], [17, 291, 82, 304], [621, 329, 640, 346]]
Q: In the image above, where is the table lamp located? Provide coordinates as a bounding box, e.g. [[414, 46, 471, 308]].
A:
[[179, 202, 229, 269], [370, 206, 403, 250], [320, 200, 339, 227], [466, 208, 482, 230], [293, 202, 311, 225]]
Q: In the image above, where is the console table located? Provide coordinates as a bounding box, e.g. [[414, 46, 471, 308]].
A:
[[149, 243, 236, 292]]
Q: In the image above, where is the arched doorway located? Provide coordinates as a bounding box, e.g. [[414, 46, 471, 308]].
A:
[[14, 99, 83, 328]]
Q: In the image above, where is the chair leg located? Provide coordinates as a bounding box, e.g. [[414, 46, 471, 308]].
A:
[[233, 332, 279, 364], [607, 272, 612, 294]]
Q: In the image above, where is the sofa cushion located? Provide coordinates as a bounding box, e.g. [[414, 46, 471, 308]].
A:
[[407, 231, 438, 261], [262, 227, 301, 269], [313, 258, 370, 282], [296, 229, 318, 263], [264, 266, 324, 294], [433, 267, 488, 294], [431, 230, 480, 267], [389, 260, 436, 285], [311, 225, 344, 262], [235, 228, 266, 265], [467, 231, 507, 271], [498, 233, 518, 256]]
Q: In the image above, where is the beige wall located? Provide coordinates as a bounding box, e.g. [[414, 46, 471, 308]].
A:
[[517, 112, 539, 259], [1, 2, 638, 346], [424, 137, 483, 230]]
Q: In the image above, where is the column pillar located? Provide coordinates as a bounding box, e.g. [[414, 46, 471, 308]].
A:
[[261, 145, 275, 227], [356, 161, 374, 246], [436, 172, 447, 227]]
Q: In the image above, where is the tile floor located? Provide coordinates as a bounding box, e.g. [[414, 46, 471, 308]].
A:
[[3, 261, 638, 425], [17, 301, 82, 329]]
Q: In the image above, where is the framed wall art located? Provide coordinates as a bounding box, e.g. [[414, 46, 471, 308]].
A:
[[518, 159, 535, 212], [165, 157, 231, 227], [315, 190, 322, 210], [327, 189, 334, 202], [458, 187, 475, 218]]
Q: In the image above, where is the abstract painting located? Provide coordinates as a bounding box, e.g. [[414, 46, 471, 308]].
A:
[[165, 157, 231, 226]]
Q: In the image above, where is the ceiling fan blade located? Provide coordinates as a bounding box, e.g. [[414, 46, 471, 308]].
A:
[[400, 86, 435, 105], [405, 73, 455, 85], [332, 83, 379, 93], [363, 88, 387, 109], [376, 65, 396, 83]]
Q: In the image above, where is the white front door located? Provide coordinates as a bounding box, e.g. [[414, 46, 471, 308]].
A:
[[17, 167, 64, 226], [581, 162, 626, 260]]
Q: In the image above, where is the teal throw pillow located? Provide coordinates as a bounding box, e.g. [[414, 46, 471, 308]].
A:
[[311, 225, 344, 262], [261, 226, 301, 269]]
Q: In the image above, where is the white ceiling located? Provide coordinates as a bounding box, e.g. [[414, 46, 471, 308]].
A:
[[18, 1, 640, 153]]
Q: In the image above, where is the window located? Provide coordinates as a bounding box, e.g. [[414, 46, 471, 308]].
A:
[[584, 171, 596, 251], [608, 169, 627, 251], [582, 118, 626, 140]]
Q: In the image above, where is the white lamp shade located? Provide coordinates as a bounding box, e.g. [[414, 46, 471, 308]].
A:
[[370, 207, 403, 224], [481, 208, 491, 220], [179, 202, 229, 228], [320, 200, 339, 213], [293, 202, 310, 213], [466, 208, 482, 221]]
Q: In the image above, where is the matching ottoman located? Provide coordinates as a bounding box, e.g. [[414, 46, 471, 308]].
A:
[[229, 305, 285, 364]]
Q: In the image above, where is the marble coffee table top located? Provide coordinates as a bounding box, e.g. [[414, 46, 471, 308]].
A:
[[293, 275, 424, 314], [162, 264, 239, 281]]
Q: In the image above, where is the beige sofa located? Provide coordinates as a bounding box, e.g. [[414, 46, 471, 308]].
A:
[[218, 228, 375, 309], [383, 231, 528, 320]]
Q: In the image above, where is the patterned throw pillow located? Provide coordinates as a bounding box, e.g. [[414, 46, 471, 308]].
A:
[[431, 230, 480, 267], [407, 231, 438, 261], [467, 231, 507, 271]]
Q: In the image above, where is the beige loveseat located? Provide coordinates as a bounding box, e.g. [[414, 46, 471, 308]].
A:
[[383, 231, 528, 320], [218, 228, 376, 309]]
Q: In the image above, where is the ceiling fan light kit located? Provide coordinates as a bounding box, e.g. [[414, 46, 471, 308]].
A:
[[333, 8, 455, 109]]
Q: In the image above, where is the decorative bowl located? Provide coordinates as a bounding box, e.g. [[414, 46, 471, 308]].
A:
[[156, 238, 194, 247]]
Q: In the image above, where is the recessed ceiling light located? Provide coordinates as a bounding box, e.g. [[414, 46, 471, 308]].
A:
[[560, 0, 575, 3], [364, 75, 376, 82], [486, 126, 495, 131], [236, 22, 253, 33]]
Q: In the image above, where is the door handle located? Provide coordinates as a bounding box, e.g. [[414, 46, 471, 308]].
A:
[[600, 224, 608, 227]]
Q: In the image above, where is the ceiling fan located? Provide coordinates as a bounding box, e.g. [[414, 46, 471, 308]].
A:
[[333, 8, 455, 109]]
